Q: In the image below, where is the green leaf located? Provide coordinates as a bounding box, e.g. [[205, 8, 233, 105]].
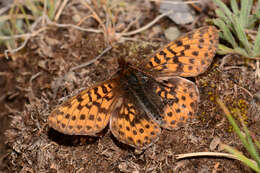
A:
[[223, 145, 260, 173], [25, 0, 41, 17], [256, 8, 260, 19], [215, 9, 233, 28], [215, 9, 229, 23], [231, 0, 239, 15], [217, 100, 260, 172], [233, 16, 252, 55], [247, 136, 260, 167], [240, 115, 260, 166], [18, 4, 30, 27], [46, 0, 57, 20], [212, 0, 234, 21], [240, 0, 253, 28], [255, 140, 260, 150], [248, 15, 257, 28], [213, 18, 237, 48], [234, 47, 250, 57], [15, 19, 25, 34], [217, 99, 250, 149], [217, 44, 236, 55], [253, 26, 260, 57]]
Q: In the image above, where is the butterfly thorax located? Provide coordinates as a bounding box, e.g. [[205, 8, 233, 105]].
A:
[[118, 66, 165, 124]]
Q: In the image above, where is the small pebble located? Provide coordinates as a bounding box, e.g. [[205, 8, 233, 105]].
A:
[[164, 27, 181, 41]]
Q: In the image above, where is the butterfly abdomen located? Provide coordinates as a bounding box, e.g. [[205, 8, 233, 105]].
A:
[[120, 68, 165, 123]]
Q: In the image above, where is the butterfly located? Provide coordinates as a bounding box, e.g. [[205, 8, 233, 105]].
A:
[[48, 26, 219, 149]]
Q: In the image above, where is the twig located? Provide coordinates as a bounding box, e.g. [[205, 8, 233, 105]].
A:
[[176, 151, 240, 160], [119, 10, 174, 37], [1, 14, 102, 59], [220, 54, 235, 69], [47, 20, 102, 33], [3, 14, 49, 58], [77, 15, 94, 26], [4, 36, 28, 59], [237, 86, 253, 98], [255, 60, 260, 78], [30, 72, 42, 83], [0, 27, 47, 40], [70, 45, 112, 71], [150, 0, 202, 4], [0, 3, 12, 15], [2, 2, 179, 60], [176, 151, 258, 167], [0, 14, 35, 22], [247, 56, 260, 60], [79, 0, 106, 35], [4, 14, 48, 59], [122, 13, 142, 33], [54, 0, 69, 21], [222, 66, 246, 71]]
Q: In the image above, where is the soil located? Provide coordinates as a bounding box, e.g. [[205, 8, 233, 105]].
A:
[[1, 1, 260, 173]]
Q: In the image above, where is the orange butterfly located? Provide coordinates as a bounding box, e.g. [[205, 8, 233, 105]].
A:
[[48, 26, 219, 149]]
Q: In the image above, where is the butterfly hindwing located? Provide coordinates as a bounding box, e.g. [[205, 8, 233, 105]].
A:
[[154, 76, 200, 129], [110, 97, 161, 149]]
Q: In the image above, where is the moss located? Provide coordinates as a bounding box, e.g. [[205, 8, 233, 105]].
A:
[[226, 99, 249, 132], [232, 99, 249, 124]]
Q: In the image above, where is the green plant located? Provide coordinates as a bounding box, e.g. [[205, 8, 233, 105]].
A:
[[0, 0, 57, 53], [212, 0, 260, 59], [217, 98, 260, 172]]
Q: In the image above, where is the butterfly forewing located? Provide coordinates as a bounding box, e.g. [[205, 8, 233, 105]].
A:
[[142, 26, 219, 77], [48, 79, 119, 135]]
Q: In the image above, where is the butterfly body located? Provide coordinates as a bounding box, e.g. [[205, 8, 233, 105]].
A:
[[118, 66, 165, 123], [48, 26, 219, 149]]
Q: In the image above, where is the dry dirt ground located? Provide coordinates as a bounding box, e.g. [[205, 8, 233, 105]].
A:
[[0, 1, 260, 173]]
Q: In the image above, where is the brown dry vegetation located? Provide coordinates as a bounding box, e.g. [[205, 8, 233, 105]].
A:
[[0, 0, 260, 172]]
